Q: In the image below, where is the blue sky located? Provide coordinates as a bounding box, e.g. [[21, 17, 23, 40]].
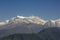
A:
[[0, 0, 60, 20]]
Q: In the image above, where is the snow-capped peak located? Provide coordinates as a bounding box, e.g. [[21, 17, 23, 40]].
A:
[[44, 19, 55, 27], [28, 16, 46, 24], [0, 16, 60, 27], [0, 16, 60, 34], [5, 20, 9, 23], [6, 16, 46, 25], [17, 16, 28, 19], [54, 19, 60, 27], [48, 19, 55, 23]]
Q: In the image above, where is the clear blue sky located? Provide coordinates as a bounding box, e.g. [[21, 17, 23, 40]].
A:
[[0, 0, 60, 20]]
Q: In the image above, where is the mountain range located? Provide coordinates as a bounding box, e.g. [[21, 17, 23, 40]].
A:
[[0, 16, 60, 38]]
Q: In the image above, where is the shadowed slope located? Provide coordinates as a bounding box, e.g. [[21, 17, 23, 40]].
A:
[[1, 27, 60, 40]]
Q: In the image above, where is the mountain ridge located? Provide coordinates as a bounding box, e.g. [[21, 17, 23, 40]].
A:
[[0, 16, 60, 38], [0, 16, 60, 27]]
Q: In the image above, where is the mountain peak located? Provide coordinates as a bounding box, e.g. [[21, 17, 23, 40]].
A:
[[0, 16, 60, 27], [0, 16, 60, 34], [17, 16, 28, 19]]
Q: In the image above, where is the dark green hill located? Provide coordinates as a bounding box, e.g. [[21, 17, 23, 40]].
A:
[[1, 27, 60, 40]]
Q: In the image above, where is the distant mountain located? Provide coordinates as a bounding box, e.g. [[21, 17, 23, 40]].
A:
[[0, 16, 60, 30], [0, 16, 46, 37], [0, 16, 45, 30], [0, 16, 60, 37], [1, 27, 60, 40]]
